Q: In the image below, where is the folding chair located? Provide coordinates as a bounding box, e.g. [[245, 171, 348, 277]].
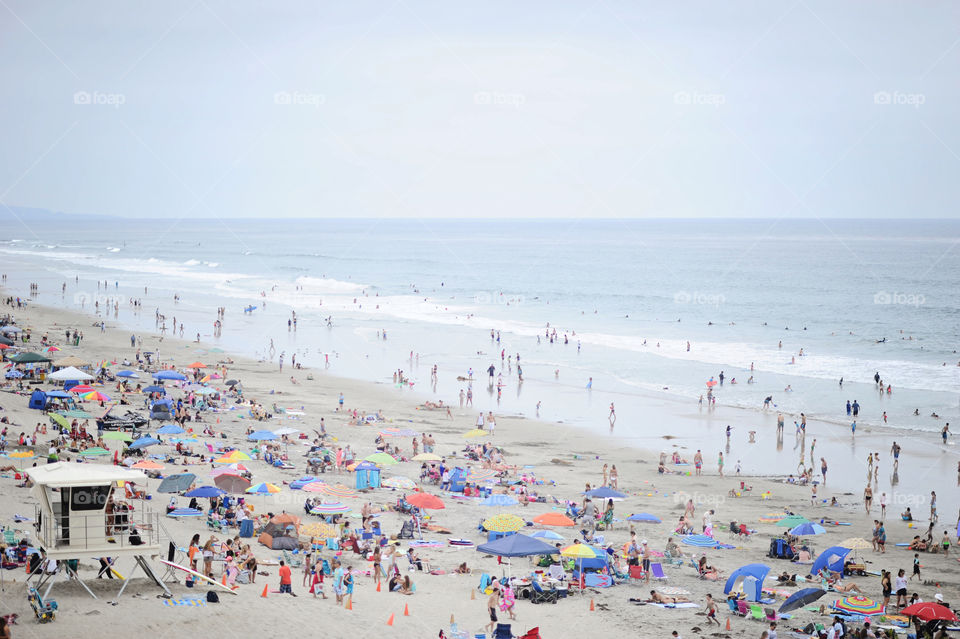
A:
[[546, 564, 566, 582], [749, 603, 765, 621], [650, 562, 667, 581], [493, 623, 513, 639], [628, 565, 645, 582], [530, 581, 559, 604]]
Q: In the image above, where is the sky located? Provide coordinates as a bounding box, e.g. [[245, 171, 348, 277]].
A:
[[1, 1, 959, 219]]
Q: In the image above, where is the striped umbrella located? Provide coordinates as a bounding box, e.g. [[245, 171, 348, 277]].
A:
[[759, 512, 788, 523], [382, 476, 416, 489], [311, 502, 351, 515], [246, 482, 282, 495], [680, 534, 723, 548], [81, 391, 112, 402], [132, 460, 164, 470], [69, 385, 96, 394], [466, 469, 500, 483], [215, 450, 251, 463], [483, 514, 525, 533], [790, 522, 826, 536], [832, 596, 884, 616], [301, 481, 328, 493], [318, 484, 357, 498], [167, 508, 204, 517]]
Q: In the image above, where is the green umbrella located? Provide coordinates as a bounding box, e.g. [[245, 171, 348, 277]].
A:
[[776, 515, 810, 527], [79, 447, 110, 456], [102, 431, 133, 442], [363, 452, 398, 466], [48, 413, 69, 429]]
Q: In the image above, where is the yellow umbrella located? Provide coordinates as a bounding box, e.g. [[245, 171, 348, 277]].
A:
[[482, 513, 525, 533], [215, 450, 252, 463], [10, 451, 35, 459], [560, 544, 597, 559], [412, 453, 442, 461], [838, 537, 873, 551], [462, 429, 486, 438]]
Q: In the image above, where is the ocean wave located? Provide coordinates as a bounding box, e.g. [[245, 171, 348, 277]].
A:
[[294, 276, 367, 294]]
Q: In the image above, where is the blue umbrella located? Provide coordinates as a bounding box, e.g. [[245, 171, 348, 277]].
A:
[[184, 485, 225, 498], [4, 370, 23, 379], [157, 424, 185, 435], [129, 436, 161, 450], [584, 487, 627, 500], [627, 513, 662, 523], [143, 385, 166, 394], [476, 534, 558, 557], [481, 494, 519, 507], [153, 370, 187, 381], [530, 530, 565, 541], [779, 587, 827, 613], [117, 370, 140, 378], [681, 534, 727, 548], [157, 473, 197, 493], [167, 508, 204, 517], [790, 522, 826, 536], [247, 430, 278, 441]]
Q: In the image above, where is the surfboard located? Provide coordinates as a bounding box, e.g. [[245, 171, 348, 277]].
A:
[[159, 560, 238, 595]]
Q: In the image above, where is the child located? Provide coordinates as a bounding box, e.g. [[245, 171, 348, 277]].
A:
[[704, 594, 721, 626], [911, 553, 921, 581]]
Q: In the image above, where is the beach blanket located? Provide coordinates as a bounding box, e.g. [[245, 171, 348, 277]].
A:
[[163, 596, 207, 607], [408, 540, 443, 548]]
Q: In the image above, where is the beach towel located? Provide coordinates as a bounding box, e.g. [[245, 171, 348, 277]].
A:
[[648, 602, 699, 609], [164, 596, 207, 607]]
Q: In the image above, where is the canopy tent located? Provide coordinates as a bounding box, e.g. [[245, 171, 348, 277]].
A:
[[354, 461, 381, 490], [723, 563, 771, 602], [157, 473, 197, 494], [48, 366, 94, 381], [811, 546, 852, 576], [258, 520, 299, 550], [153, 370, 188, 381], [476, 533, 558, 557], [584, 487, 627, 500], [8, 351, 51, 364]]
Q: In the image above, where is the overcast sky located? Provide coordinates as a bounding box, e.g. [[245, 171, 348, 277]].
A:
[[2, 1, 959, 218]]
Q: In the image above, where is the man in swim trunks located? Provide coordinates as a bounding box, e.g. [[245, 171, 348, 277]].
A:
[[694, 450, 703, 476], [485, 587, 500, 635]]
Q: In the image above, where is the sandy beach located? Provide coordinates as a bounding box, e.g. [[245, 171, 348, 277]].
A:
[[1, 297, 958, 639]]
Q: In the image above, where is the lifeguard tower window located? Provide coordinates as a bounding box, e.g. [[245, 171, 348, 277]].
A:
[[68, 485, 111, 511]]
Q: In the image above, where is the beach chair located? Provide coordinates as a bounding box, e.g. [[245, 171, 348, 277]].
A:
[[28, 587, 57, 623], [628, 565, 645, 582], [282, 550, 302, 568], [530, 581, 559, 605], [448, 623, 469, 639], [546, 564, 566, 582], [663, 550, 684, 566], [493, 623, 513, 639], [3, 529, 17, 545], [650, 562, 667, 581], [736, 600, 749, 616], [765, 608, 778, 622], [516, 628, 541, 639], [749, 603, 765, 621]]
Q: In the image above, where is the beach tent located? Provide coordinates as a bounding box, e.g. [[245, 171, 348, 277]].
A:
[[28, 390, 76, 411], [157, 473, 196, 494], [149, 399, 174, 421], [354, 461, 381, 490], [153, 370, 187, 381], [258, 521, 299, 550], [724, 563, 771, 602], [476, 533, 558, 557], [448, 467, 468, 492], [48, 366, 94, 381], [7, 352, 51, 364], [811, 546, 852, 576], [52, 356, 91, 369], [584, 487, 628, 500]]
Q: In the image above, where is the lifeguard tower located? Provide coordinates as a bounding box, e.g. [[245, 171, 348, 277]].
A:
[[26, 462, 171, 600]]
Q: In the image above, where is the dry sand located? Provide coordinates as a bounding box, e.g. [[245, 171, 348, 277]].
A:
[[1, 300, 957, 638]]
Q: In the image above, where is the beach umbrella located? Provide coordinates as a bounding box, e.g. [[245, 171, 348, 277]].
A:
[[318, 484, 358, 498], [215, 450, 251, 463], [80, 391, 112, 402], [759, 512, 788, 523], [184, 485, 225, 498], [530, 530, 565, 541], [247, 430, 278, 441], [158, 473, 196, 493], [483, 514, 524, 533], [215, 474, 253, 494], [117, 370, 139, 378], [153, 370, 188, 381], [779, 588, 827, 613], [837, 537, 873, 551], [143, 385, 166, 394], [167, 508, 204, 517], [129, 436, 161, 450], [0, 326, 21, 333], [627, 513, 662, 523], [246, 482, 281, 495], [532, 512, 576, 527], [476, 534, 558, 558], [9, 451, 34, 460], [48, 413, 69, 430], [775, 515, 809, 527], [790, 522, 826, 536], [382, 476, 416, 490], [407, 493, 445, 510], [225, 379, 240, 386], [157, 424, 185, 435], [462, 429, 486, 438], [69, 385, 95, 394], [78, 447, 110, 456], [560, 543, 598, 593], [466, 469, 500, 483], [584, 487, 627, 500], [102, 431, 133, 442], [273, 427, 299, 436], [832, 596, 884, 616], [481, 494, 518, 507], [412, 453, 442, 461], [60, 409, 95, 419], [301, 481, 328, 493], [379, 428, 418, 437], [680, 534, 725, 548], [131, 460, 164, 470], [186, 362, 207, 369], [364, 452, 398, 466], [46, 346, 61, 352], [4, 370, 23, 379], [901, 602, 958, 622], [311, 502, 351, 515]]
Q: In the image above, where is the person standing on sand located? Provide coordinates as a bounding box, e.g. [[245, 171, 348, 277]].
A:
[[459, 389, 465, 408], [821, 457, 828, 484], [278, 560, 295, 596], [694, 450, 703, 476], [717, 452, 724, 477], [777, 413, 784, 435], [602, 464, 608, 487], [864, 484, 873, 514], [609, 465, 618, 490], [485, 586, 501, 636]]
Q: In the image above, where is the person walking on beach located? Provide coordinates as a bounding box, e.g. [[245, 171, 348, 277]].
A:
[[459, 389, 465, 408], [820, 457, 828, 484], [278, 560, 296, 596], [777, 413, 784, 435], [609, 403, 616, 427], [852, 400, 860, 417], [703, 593, 721, 626], [717, 452, 724, 477], [694, 450, 703, 476], [485, 586, 501, 636], [942, 423, 951, 444], [930, 491, 938, 523], [879, 492, 888, 520]]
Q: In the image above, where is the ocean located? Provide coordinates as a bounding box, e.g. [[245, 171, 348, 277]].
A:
[[2, 216, 959, 512]]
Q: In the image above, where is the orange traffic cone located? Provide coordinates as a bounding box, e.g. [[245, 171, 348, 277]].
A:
[[450, 614, 455, 624], [471, 589, 476, 600], [404, 603, 410, 616], [590, 598, 595, 611], [261, 584, 269, 598], [221, 574, 227, 586], [726, 618, 731, 631], [376, 581, 382, 592], [346, 597, 353, 610], [386, 613, 395, 626]]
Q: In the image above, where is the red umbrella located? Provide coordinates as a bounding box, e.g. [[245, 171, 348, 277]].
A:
[[69, 385, 95, 393], [406, 493, 445, 510], [901, 602, 958, 622]]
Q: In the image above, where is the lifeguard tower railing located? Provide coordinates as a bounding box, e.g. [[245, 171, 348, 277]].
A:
[[34, 505, 162, 556]]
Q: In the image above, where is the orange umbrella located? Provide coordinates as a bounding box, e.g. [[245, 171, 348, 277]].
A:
[[406, 493, 445, 510], [186, 362, 207, 369], [132, 460, 165, 470], [533, 512, 576, 527]]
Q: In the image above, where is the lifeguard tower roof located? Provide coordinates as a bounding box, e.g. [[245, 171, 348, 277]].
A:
[[27, 462, 147, 488]]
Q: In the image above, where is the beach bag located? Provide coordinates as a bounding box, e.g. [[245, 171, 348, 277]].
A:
[[206, 591, 219, 603]]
